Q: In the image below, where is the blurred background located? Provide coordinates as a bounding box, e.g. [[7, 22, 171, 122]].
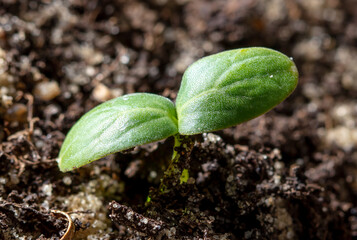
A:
[[1, 0, 357, 239]]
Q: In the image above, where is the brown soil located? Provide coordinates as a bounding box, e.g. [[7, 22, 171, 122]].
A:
[[1, 0, 357, 239]]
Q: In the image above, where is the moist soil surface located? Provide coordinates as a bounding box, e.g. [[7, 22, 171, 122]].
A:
[[1, 0, 357, 239]]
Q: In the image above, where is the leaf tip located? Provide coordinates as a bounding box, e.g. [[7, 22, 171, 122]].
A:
[[291, 62, 299, 77], [289, 59, 299, 90], [57, 157, 71, 172]]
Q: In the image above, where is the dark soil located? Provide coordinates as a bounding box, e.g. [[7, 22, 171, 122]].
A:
[[1, 0, 357, 239]]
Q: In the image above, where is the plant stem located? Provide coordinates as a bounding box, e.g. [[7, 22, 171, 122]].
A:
[[147, 134, 194, 204]]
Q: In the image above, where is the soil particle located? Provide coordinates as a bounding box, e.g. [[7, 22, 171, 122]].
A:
[[0, 200, 67, 239], [4, 103, 27, 122], [109, 201, 166, 237], [91, 83, 113, 102], [33, 81, 61, 101]]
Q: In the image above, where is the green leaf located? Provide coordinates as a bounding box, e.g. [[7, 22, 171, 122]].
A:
[[58, 93, 178, 172], [176, 47, 299, 135]]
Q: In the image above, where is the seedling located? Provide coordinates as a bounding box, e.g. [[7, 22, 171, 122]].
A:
[[58, 47, 298, 175]]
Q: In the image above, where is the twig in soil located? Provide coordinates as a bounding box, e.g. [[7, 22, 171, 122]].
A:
[[1, 94, 44, 175], [51, 210, 75, 240], [2, 133, 41, 176], [0, 200, 67, 238], [24, 93, 36, 135]]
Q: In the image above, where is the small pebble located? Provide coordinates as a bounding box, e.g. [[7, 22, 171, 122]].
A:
[[149, 171, 157, 179], [9, 171, 19, 184], [41, 184, 53, 197], [0, 87, 13, 107], [141, 218, 148, 224], [4, 103, 27, 122], [0, 72, 10, 86], [63, 176, 72, 185], [92, 83, 112, 102], [126, 211, 133, 220], [120, 55, 130, 64], [35, 140, 44, 149], [79, 45, 104, 65], [111, 88, 124, 98], [85, 66, 96, 76], [33, 81, 61, 101]]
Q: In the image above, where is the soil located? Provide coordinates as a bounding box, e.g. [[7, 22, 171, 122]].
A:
[[1, 0, 357, 239]]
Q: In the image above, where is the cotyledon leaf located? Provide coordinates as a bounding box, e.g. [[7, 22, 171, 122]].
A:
[[58, 93, 178, 172], [176, 47, 299, 135]]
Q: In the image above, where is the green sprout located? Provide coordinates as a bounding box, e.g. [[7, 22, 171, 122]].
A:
[[57, 47, 298, 173]]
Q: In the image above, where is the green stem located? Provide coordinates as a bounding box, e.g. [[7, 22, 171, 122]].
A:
[[171, 133, 182, 162], [146, 134, 194, 204]]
